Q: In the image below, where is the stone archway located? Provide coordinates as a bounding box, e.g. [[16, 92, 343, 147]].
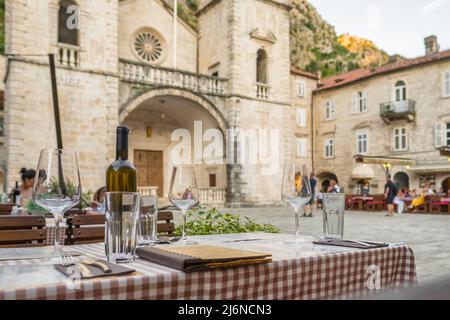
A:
[[119, 88, 229, 205], [394, 172, 410, 189], [317, 172, 339, 193], [119, 88, 228, 134], [442, 176, 450, 194]]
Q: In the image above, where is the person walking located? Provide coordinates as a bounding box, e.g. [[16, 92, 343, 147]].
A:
[[384, 175, 398, 217], [394, 189, 406, 214], [303, 172, 317, 218]]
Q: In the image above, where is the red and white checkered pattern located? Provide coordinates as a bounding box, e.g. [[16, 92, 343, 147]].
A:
[[45, 226, 66, 246], [0, 241, 417, 300]]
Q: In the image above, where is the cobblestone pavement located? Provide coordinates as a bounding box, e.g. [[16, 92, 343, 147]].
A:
[[195, 207, 450, 285]]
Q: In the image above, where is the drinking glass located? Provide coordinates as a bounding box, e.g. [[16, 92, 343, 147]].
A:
[[138, 195, 159, 246], [281, 163, 312, 243], [105, 192, 140, 263], [32, 149, 81, 263], [168, 166, 199, 246], [322, 193, 345, 240]]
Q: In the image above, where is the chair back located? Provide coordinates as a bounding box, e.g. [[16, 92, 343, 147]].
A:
[[0, 204, 14, 216], [0, 216, 47, 247], [157, 211, 176, 236], [66, 215, 105, 245]]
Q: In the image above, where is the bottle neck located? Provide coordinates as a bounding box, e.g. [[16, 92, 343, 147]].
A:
[[116, 132, 129, 160]]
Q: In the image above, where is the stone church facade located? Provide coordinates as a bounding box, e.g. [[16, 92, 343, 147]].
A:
[[0, 0, 316, 207]]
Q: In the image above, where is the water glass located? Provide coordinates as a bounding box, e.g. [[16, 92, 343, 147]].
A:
[[105, 192, 140, 263], [138, 195, 158, 246], [322, 193, 345, 240]]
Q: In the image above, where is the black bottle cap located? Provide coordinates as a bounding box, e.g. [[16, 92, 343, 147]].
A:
[[117, 126, 130, 135]]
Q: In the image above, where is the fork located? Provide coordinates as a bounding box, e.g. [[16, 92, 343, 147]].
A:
[[61, 253, 92, 278]]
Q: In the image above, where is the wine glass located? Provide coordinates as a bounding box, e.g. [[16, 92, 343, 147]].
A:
[[32, 149, 81, 263], [168, 166, 199, 246], [281, 163, 312, 243]]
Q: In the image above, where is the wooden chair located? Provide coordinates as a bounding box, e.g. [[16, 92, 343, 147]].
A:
[[346, 196, 359, 210], [429, 195, 448, 214], [0, 204, 14, 216], [66, 215, 105, 245], [364, 195, 385, 211], [0, 216, 47, 247], [157, 211, 176, 236]]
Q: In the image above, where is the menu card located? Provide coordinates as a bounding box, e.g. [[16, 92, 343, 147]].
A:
[[136, 245, 272, 272]]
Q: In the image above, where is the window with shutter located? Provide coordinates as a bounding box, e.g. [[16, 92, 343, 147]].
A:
[[351, 93, 357, 114], [444, 72, 450, 97], [298, 81, 306, 97], [325, 101, 335, 120], [446, 123, 450, 147], [356, 130, 369, 154], [297, 108, 307, 127], [393, 127, 408, 151], [435, 123, 444, 147], [324, 138, 335, 158], [297, 138, 307, 157]]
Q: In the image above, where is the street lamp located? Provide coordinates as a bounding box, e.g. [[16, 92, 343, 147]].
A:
[[382, 163, 392, 178]]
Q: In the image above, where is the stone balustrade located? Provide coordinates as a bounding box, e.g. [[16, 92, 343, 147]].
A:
[[137, 186, 159, 197], [119, 59, 228, 96], [199, 188, 227, 206], [57, 43, 80, 68], [256, 82, 270, 100]]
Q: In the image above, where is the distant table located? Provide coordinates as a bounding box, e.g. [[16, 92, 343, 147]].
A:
[[0, 233, 417, 300], [351, 196, 374, 210]]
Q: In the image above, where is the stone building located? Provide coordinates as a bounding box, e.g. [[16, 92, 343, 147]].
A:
[[313, 36, 450, 195], [0, 0, 316, 207]]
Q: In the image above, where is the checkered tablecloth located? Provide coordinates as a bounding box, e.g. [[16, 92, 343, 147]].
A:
[[0, 233, 417, 300], [45, 226, 66, 246]]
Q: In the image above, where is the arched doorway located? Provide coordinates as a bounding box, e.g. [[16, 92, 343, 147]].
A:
[[119, 89, 228, 202], [317, 172, 338, 193], [394, 172, 410, 190], [442, 177, 450, 194]]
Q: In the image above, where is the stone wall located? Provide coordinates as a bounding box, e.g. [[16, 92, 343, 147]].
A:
[[119, 0, 198, 72], [4, 0, 119, 193]]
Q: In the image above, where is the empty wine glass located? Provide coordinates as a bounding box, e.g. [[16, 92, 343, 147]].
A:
[[281, 163, 312, 243], [32, 149, 81, 263], [168, 166, 199, 246]]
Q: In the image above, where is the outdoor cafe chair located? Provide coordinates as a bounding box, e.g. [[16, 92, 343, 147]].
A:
[[0, 216, 47, 248], [0, 204, 14, 216]]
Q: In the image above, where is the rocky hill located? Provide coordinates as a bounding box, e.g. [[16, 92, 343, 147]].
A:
[[289, 0, 389, 77], [174, 0, 389, 77], [0, 1, 390, 75]]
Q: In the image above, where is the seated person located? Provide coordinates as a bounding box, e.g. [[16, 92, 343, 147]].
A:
[[86, 187, 106, 215], [18, 168, 36, 207]]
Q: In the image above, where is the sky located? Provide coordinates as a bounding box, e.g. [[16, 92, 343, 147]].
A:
[[308, 0, 450, 58]]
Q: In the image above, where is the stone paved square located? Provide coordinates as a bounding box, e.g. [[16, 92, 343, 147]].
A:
[[208, 208, 450, 285]]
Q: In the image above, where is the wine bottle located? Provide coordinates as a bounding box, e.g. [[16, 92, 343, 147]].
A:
[[13, 181, 21, 206], [106, 126, 137, 192]]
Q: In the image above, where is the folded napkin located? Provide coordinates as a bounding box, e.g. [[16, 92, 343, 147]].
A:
[[55, 259, 136, 280], [136, 245, 272, 272], [313, 239, 389, 250]]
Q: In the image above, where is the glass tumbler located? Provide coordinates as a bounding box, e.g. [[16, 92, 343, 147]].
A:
[[105, 192, 140, 263]]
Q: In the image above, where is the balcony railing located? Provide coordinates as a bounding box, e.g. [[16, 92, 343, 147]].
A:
[[199, 188, 227, 206], [380, 100, 416, 122], [57, 43, 80, 68], [256, 82, 270, 100], [119, 59, 228, 96], [138, 186, 159, 197]]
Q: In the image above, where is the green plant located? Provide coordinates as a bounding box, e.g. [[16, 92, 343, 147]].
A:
[[175, 208, 280, 236], [26, 200, 49, 215]]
